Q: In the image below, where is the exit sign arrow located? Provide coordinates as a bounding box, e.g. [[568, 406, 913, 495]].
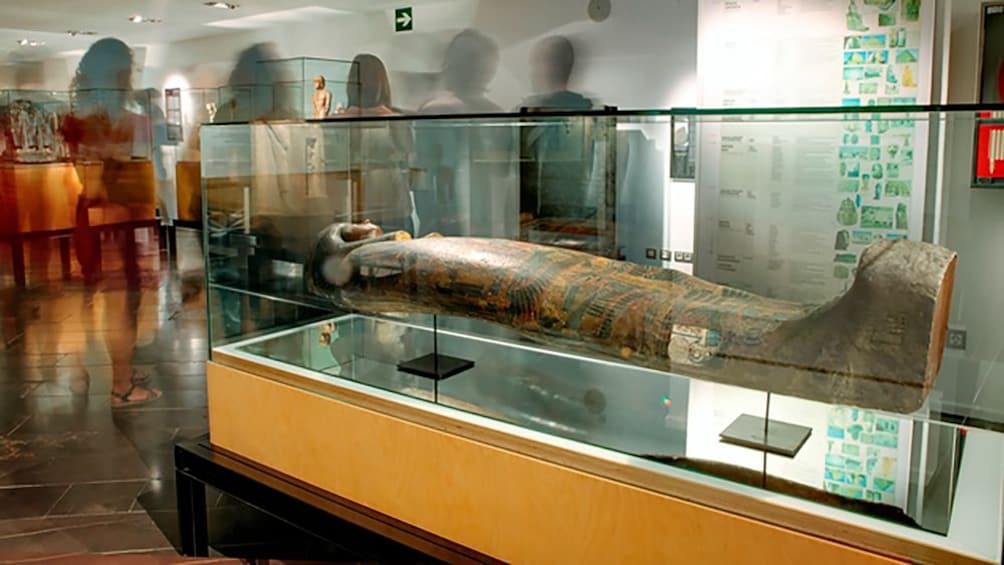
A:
[[395, 7, 413, 32]]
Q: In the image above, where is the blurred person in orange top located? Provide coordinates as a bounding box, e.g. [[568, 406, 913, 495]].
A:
[[63, 37, 161, 407]]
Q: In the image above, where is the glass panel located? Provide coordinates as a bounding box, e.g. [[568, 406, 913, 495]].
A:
[[202, 105, 1004, 551], [0, 87, 159, 228], [255, 57, 357, 120], [1, 89, 70, 162]]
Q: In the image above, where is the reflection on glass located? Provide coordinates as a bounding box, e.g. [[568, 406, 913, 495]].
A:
[[201, 107, 1004, 542]]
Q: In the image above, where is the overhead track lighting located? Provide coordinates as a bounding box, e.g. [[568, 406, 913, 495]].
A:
[[205, 1, 239, 8], [129, 15, 162, 23]]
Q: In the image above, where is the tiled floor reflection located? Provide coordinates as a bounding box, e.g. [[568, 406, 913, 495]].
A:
[[1, 229, 207, 557], [1, 231, 429, 563]]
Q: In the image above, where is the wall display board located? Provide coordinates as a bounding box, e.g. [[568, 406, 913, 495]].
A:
[[165, 88, 183, 143], [694, 0, 936, 515]]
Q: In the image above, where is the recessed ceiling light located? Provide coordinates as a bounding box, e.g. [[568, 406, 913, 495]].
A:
[[205, 1, 239, 9], [207, 6, 349, 29], [128, 15, 162, 23], [17, 39, 45, 47]]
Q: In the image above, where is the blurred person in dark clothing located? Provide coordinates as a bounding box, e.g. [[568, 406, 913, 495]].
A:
[[419, 29, 503, 114], [520, 35, 594, 111], [519, 36, 601, 230], [414, 29, 509, 236]]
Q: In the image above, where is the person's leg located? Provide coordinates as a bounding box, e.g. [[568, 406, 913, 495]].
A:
[[103, 287, 160, 405]]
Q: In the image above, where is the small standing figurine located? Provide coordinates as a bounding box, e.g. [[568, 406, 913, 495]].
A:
[[312, 75, 332, 118], [205, 102, 218, 123]]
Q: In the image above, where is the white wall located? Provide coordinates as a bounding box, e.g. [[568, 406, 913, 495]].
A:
[[137, 0, 697, 111]]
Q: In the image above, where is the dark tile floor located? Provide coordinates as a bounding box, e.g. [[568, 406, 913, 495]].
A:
[[0, 229, 208, 558], [0, 231, 420, 562]]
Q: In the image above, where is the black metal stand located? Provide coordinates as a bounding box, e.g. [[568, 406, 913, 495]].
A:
[[176, 464, 209, 556], [397, 315, 475, 396], [174, 438, 499, 563]]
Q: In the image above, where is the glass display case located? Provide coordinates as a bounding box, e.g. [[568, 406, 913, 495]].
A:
[[201, 106, 1004, 563], [253, 57, 359, 120], [213, 58, 359, 122], [176, 88, 220, 130], [0, 87, 157, 163], [171, 88, 221, 223], [0, 89, 71, 163], [63, 88, 158, 223]]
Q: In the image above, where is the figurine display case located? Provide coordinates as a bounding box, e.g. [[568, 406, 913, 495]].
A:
[[0, 89, 71, 163], [0, 87, 160, 285], [232, 57, 359, 121], [201, 107, 1004, 564], [172, 88, 222, 224]]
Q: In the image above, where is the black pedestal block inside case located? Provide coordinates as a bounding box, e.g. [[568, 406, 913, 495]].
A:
[[719, 414, 812, 458], [398, 353, 475, 380]]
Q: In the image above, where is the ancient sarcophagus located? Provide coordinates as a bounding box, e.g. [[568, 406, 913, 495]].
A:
[[307, 222, 957, 414]]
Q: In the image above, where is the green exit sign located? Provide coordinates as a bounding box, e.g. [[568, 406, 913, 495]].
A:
[[395, 7, 413, 32]]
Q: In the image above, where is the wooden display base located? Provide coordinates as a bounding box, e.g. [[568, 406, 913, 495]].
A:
[[206, 360, 993, 564]]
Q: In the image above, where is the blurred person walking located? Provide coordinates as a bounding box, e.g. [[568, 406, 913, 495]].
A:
[[63, 37, 161, 406], [339, 54, 414, 235]]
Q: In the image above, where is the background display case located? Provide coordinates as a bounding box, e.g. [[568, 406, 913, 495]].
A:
[[201, 107, 1004, 564], [0, 89, 70, 163], [172, 88, 221, 224], [0, 87, 161, 285], [215, 57, 359, 122], [253, 57, 359, 120], [0, 86, 160, 220]]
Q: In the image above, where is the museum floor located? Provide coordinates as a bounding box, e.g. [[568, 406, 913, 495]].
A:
[[0, 231, 414, 562]]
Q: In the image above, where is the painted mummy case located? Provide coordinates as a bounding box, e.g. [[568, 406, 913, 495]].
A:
[[307, 222, 957, 414]]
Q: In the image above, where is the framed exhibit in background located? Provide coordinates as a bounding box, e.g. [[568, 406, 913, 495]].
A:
[[164, 88, 183, 143], [973, 2, 1004, 188], [670, 115, 696, 180]]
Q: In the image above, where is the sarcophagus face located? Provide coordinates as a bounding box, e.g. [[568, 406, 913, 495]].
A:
[[307, 221, 957, 414]]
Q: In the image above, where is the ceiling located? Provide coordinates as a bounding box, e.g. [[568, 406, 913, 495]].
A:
[[0, 0, 434, 62]]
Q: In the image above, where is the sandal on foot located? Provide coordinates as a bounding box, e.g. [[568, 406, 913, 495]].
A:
[[128, 369, 152, 386], [111, 373, 161, 408]]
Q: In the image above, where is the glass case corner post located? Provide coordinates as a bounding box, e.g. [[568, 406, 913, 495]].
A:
[[396, 314, 474, 403]]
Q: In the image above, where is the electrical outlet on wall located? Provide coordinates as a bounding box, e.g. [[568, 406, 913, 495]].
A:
[[645, 248, 657, 260], [660, 249, 672, 261], [946, 327, 967, 351], [674, 251, 693, 263]]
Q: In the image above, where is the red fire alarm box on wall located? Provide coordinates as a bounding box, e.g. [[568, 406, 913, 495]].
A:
[[974, 113, 1004, 188]]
